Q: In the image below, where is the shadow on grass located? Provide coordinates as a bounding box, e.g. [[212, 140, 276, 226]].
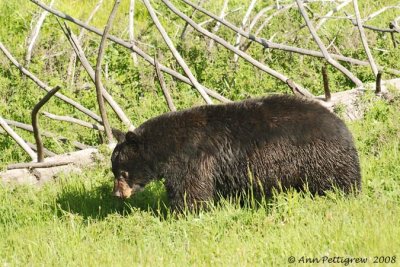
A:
[[55, 180, 170, 221]]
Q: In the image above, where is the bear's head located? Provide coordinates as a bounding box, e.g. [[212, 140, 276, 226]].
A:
[[111, 130, 152, 199]]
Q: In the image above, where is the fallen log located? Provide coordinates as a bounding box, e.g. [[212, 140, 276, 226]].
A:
[[1, 144, 115, 186]]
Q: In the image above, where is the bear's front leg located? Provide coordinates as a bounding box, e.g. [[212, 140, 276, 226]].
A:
[[164, 175, 215, 213]]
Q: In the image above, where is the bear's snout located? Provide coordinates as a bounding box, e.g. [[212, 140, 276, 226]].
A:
[[113, 179, 133, 199]]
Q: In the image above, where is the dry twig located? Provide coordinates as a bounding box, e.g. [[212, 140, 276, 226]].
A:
[[42, 112, 105, 131], [314, 0, 352, 32], [181, 0, 206, 40]]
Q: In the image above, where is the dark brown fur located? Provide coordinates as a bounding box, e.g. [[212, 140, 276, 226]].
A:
[[111, 95, 361, 211]]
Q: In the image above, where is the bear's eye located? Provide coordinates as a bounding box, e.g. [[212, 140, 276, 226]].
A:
[[121, 171, 129, 180]]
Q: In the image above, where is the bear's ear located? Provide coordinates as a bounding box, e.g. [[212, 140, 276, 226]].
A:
[[112, 128, 126, 143], [125, 131, 141, 146]]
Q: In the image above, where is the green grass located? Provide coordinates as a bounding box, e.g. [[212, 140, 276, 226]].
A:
[[1, 96, 400, 266], [1, 0, 400, 266]]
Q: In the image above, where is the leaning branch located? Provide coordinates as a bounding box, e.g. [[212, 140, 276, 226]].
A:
[[154, 55, 177, 112], [128, 0, 138, 65], [143, 0, 213, 104], [363, 5, 400, 22], [42, 112, 105, 131], [0, 117, 37, 160], [95, 0, 120, 143], [352, 0, 378, 77]]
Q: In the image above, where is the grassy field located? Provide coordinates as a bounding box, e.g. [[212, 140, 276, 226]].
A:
[[1, 0, 400, 266], [1, 95, 399, 266]]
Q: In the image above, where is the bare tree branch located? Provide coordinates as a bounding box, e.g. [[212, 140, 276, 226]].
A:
[[129, 0, 138, 65], [26, 0, 55, 64], [352, 0, 378, 77], [95, 0, 121, 143], [389, 22, 398, 48], [42, 111, 105, 131], [163, 0, 313, 97], [154, 55, 176, 112], [0, 117, 37, 161], [143, 0, 213, 104], [4, 119, 88, 150], [296, 0, 363, 87], [0, 41, 102, 123], [32, 86, 61, 162]]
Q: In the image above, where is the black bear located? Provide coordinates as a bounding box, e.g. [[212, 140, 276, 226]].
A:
[[111, 95, 361, 211]]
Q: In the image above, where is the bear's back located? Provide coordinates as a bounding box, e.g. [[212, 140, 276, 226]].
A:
[[137, 95, 351, 147]]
